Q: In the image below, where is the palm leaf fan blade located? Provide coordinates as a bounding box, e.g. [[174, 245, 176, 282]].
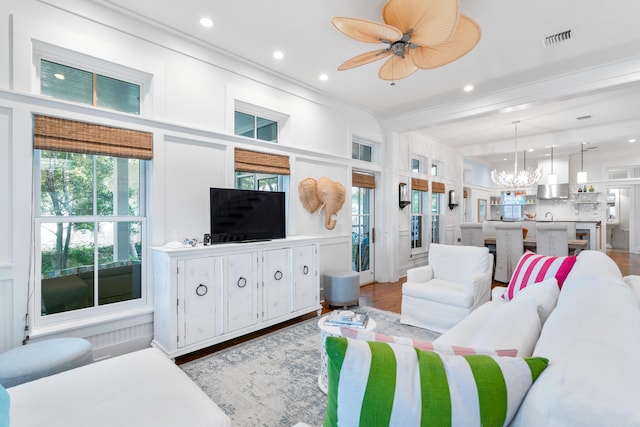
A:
[[412, 15, 481, 69], [338, 49, 392, 70], [332, 17, 402, 43], [383, 0, 459, 46], [378, 49, 418, 80]]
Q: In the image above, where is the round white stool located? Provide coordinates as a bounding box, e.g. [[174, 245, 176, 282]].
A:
[[317, 314, 376, 394], [323, 270, 360, 308]]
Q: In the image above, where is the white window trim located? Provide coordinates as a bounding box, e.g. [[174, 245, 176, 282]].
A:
[[32, 40, 153, 116], [410, 189, 429, 256], [352, 138, 376, 163], [234, 100, 289, 144], [31, 150, 150, 333]]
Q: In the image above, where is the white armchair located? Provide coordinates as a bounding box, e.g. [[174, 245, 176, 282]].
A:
[[401, 243, 494, 333]]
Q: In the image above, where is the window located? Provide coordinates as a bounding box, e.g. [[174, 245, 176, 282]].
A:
[[40, 60, 140, 115], [33, 115, 150, 326], [234, 148, 289, 195], [234, 111, 278, 143], [352, 141, 373, 162], [235, 172, 287, 192], [431, 160, 444, 177], [431, 193, 443, 244], [411, 155, 426, 173], [36, 152, 146, 317], [411, 189, 427, 250]]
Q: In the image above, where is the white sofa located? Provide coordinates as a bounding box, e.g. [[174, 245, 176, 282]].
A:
[[436, 250, 640, 426], [5, 347, 231, 427]]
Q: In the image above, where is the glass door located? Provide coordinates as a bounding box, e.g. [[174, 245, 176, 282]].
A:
[[351, 186, 374, 285]]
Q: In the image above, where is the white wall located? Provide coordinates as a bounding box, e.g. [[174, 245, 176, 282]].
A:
[[0, 0, 472, 354]]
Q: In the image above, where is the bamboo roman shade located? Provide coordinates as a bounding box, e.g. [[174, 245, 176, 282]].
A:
[[432, 181, 445, 193], [352, 172, 376, 189], [33, 114, 153, 160], [411, 177, 429, 192], [234, 148, 290, 175]]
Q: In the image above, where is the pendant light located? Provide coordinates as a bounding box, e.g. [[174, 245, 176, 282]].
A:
[[491, 121, 542, 189], [547, 146, 558, 184], [577, 143, 588, 184]]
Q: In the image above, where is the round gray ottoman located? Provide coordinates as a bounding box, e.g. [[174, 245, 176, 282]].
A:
[[0, 338, 93, 387], [323, 270, 360, 308]]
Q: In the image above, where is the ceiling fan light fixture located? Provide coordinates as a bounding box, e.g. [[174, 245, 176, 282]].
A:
[[332, 0, 480, 81]]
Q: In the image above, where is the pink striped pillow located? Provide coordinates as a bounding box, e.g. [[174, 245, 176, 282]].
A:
[[340, 327, 517, 357], [501, 251, 577, 301]]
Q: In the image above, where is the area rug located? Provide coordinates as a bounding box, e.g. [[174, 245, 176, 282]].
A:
[[180, 306, 440, 427]]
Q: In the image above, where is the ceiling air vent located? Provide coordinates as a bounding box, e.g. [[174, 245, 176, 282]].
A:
[[542, 29, 573, 47]]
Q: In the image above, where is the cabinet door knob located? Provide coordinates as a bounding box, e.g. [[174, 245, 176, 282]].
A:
[[303, 265, 309, 275], [237, 277, 247, 288], [274, 270, 283, 281], [195, 284, 208, 296]]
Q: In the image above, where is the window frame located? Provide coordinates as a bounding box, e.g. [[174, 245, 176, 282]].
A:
[[32, 149, 149, 330], [410, 189, 429, 255], [33, 40, 152, 115], [352, 140, 373, 162], [234, 101, 287, 144]]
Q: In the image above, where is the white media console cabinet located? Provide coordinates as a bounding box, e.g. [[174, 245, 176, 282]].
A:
[[151, 236, 321, 358]]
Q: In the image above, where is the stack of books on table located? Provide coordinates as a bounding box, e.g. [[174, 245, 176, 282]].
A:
[[324, 310, 369, 329]]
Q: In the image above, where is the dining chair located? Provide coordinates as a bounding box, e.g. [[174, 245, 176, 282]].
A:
[[494, 222, 524, 283], [460, 223, 485, 247], [536, 223, 569, 256]]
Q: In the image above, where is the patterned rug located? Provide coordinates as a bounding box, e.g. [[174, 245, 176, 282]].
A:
[[180, 306, 440, 427]]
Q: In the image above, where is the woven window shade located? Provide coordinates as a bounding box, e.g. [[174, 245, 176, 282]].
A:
[[352, 172, 376, 189], [234, 148, 290, 175], [432, 181, 445, 193], [411, 177, 429, 192], [33, 114, 153, 160], [463, 189, 468, 198]]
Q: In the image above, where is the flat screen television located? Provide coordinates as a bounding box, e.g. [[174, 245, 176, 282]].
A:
[[209, 187, 286, 243]]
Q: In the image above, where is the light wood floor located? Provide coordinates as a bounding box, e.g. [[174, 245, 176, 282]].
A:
[[176, 249, 639, 364]]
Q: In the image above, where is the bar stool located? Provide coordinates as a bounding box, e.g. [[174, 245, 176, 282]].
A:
[[494, 222, 524, 283]]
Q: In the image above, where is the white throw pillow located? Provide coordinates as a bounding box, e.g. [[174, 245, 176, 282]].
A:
[[465, 279, 559, 357]]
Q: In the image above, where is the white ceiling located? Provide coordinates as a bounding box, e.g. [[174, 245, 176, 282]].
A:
[[94, 0, 640, 167]]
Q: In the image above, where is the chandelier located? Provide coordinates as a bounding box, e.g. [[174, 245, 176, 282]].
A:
[[491, 121, 542, 189]]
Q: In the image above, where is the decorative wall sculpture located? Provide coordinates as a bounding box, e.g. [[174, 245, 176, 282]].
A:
[[298, 177, 346, 230]]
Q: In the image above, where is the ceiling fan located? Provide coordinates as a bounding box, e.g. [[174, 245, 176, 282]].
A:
[[332, 0, 481, 81]]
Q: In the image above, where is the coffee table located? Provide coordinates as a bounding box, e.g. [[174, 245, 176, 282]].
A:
[[317, 314, 376, 394]]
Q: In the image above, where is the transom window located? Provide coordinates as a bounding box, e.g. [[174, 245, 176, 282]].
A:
[[40, 59, 141, 115], [234, 111, 278, 143], [352, 141, 373, 162]]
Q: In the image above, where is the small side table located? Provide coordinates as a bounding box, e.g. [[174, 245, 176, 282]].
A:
[[317, 315, 376, 394]]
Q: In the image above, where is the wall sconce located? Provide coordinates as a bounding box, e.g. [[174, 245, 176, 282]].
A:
[[399, 183, 411, 209], [448, 189, 459, 210]]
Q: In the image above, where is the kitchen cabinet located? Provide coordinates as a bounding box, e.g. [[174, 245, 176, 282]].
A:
[[151, 236, 321, 358]]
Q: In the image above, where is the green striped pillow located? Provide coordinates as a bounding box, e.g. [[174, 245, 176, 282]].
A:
[[323, 337, 548, 427]]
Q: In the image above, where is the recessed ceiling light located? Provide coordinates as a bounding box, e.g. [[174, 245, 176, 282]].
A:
[[319, 73, 328, 81], [527, 148, 534, 152], [199, 17, 213, 28], [273, 51, 284, 60], [54, 73, 65, 80], [463, 84, 474, 92], [629, 138, 636, 143]]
